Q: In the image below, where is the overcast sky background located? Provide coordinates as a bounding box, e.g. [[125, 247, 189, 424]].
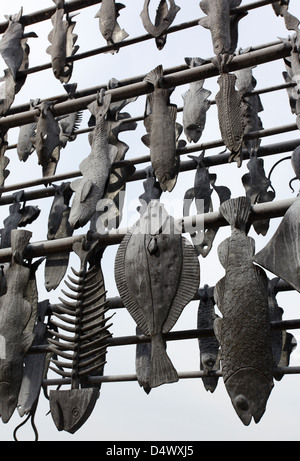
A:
[[0, 0, 300, 442]]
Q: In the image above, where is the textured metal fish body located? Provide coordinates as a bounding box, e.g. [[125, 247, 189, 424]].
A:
[[0, 9, 25, 80], [197, 285, 220, 393], [182, 58, 211, 144], [143, 66, 178, 192], [214, 71, 246, 166], [95, 0, 128, 47], [47, 5, 79, 83], [141, 0, 180, 39], [17, 99, 39, 162], [34, 101, 62, 178], [199, 0, 243, 55], [48, 239, 112, 433], [69, 94, 118, 229], [0, 133, 9, 191], [214, 197, 274, 425], [0, 230, 37, 423], [254, 195, 300, 292], [115, 201, 200, 389]]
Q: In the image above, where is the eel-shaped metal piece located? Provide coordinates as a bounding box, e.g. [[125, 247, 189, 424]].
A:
[[114, 201, 200, 389], [213, 58, 246, 167], [254, 194, 300, 292], [141, 0, 180, 44], [214, 197, 274, 425], [34, 101, 62, 179], [69, 92, 118, 229], [182, 58, 211, 144], [0, 8, 37, 81], [44, 183, 73, 291], [142, 65, 178, 192], [197, 285, 220, 393], [17, 99, 40, 162], [0, 190, 40, 250], [199, 0, 245, 56], [0, 230, 40, 423], [46, 0, 79, 83], [48, 238, 112, 433], [95, 0, 128, 49], [241, 155, 275, 236]]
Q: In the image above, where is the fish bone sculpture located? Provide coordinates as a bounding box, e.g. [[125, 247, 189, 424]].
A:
[[114, 201, 200, 389], [142, 65, 179, 192], [214, 197, 274, 425]]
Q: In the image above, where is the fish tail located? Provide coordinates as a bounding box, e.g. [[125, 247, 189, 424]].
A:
[[144, 65, 163, 87], [219, 196, 251, 231], [149, 334, 178, 388]]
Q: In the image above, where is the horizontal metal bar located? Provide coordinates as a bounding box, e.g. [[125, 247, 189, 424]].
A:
[[0, 42, 292, 131]]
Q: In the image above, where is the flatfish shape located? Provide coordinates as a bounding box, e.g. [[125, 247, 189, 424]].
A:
[[254, 195, 300, 292], [114, 201, 200, 389], [214, 197, 274, 425]]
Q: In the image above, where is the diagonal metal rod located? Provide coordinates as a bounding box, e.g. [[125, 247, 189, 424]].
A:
[[0, 41, 292, 131]]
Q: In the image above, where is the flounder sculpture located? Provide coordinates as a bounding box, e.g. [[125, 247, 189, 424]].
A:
[[214, 197, 274, 425], [142, 65, 179, 192], [114, 201, 200, 389]]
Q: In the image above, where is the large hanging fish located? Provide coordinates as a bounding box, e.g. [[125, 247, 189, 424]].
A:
[[214, 197, 274, 425], [199, 0, 246, 56], [17, 99, 40, 162], [0, 230, 40, 423], [68, 92, 119, 229], [114, 201, 200, 389], [142, 65, 179, 192], [95, 0, 128, 49], [46, 0, 79, 83], [182, 58, 211, 144]]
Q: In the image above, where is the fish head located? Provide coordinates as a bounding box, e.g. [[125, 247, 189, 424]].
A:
[[226, 368, 274, 425], [52, 57, 66, 80], [0, 361, 21, 423], [186, 124, 203, 143]]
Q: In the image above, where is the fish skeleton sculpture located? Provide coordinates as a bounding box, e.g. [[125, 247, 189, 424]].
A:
[[95, 0, 128, 49], [199, 0, 246, 56], [214, 196, 274, 425], [142, 65, 179, 192], [114, 201, 200, 389], [0, 230, 40, 423]]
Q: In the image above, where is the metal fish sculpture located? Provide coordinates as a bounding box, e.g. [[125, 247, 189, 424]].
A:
[[69, 92, 119, 229], [0, 8, 37, 81], [0, 69, 16, 116], [34, 101, 62, 179], [95, 0, 128, 49], [45, 182, 73, 291], [213, 59, 246, 166], [214, 197, 274, 425], [254, 194, 300, 293], [0, 190, 40, 250], [199, 0, 246, 56], [48, 238, 112, 433], [114, 201, 200, 389], [47, 0, 79, 83], [272, 1, 300, 38], [141, 0, 180, 47], [58, 84, 83, 148], [142, 65, 178, 192], [17, 99, 40, 162], [182, 58, 211, 144], [0, 131, 9, 192], [0, 230, 40, 423], [197, 285, 220, 393]]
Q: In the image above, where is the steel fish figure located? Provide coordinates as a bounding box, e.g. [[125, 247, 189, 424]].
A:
[[213, 65, 246, 166], [214, 197, 274, 425], [199, 0, 245, 56], [34, 101, 62, 178], [142, 65, 178, 192], [95, 0, 128, 48], [47, 0, 79, 83], [0, 230, 38, 423], [182, 58, 211, 143], [114, 201, 200, 389], [17, 99, 39, 162], [69, 93, 118, 229]]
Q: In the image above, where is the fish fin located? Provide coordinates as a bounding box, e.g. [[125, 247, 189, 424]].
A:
[[80, 179, 93, 202], [199, 0, 209, 15], [141, 134, 150, 147], [214, 277, 225, 317], [217, 238, 230, 269], [149, 335, 178, 388], [213, 316, 222, 343], [230, 0, 242, 8], [219, 196, 251, 231], [70, 178, 82, 192], [168, 104, 177, 121], [144, 65, 163, 87], [198, 16, 210, 29]]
